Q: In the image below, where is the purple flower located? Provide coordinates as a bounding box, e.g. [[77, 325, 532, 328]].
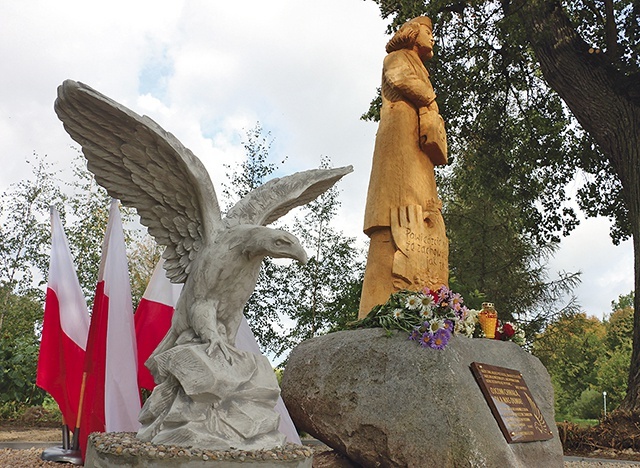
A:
[[420, 331, 433, 348], [409, 329, 421, 341], [451, 293, 463, 311], [438, 285, 451, 302], [443, 319, 455, 332], [430, 328, 451, 350]]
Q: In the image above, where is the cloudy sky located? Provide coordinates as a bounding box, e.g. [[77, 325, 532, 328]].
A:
[[1, 0, 633, 320]]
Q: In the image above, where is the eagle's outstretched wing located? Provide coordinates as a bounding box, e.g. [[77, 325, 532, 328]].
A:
[[225, 166, 353, 227], [54, 80, 222, 283]]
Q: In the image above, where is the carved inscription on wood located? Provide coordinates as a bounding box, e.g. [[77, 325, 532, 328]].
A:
[[390, 204, 448, 290], [470, 362, 553, 443]]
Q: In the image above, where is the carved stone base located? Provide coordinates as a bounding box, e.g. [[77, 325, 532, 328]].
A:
[[138, 343, 286, 451], [84, 432, 313, 468]]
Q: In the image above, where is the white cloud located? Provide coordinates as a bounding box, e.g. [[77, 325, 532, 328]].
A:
[[548, 216, 634, 318]]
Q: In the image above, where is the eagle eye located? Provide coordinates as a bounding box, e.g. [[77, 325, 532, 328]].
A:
[[275, 238, 291, 247]]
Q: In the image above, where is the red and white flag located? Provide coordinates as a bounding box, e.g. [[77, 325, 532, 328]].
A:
[[135, 258, 301, 445], [79, 200, 140, 457], [134, 259, 182, 391], [36, 207, 90, 429]]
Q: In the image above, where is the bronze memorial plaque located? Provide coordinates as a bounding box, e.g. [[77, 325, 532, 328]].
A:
[[470, 362, 553, 443]]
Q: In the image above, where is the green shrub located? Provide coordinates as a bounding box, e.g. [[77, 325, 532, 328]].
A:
[[572, 389, 604, 420], [0, 336, 46, 408]]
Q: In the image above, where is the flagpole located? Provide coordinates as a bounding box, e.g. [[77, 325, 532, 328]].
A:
[[61, 416, 70, 450], [71, 372, 87, 451]]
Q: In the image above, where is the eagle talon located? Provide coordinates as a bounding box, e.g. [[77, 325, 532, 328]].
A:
[[205, 340, 233, 365]]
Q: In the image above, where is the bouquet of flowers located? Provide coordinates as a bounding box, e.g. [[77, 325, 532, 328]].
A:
[[353, 286, 526, 350], [356, 286, 467, 350]]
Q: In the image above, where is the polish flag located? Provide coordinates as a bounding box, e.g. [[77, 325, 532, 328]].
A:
[[36, 207, 90, 429], [134, 259, 182, 391], [135, 259, 301, 445], [79, 200, 140, 457]]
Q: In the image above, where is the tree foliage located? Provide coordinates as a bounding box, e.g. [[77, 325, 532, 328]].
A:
[[534, 313, 606, 418], [365, 1, 584, 242], [0, 155, 64, 334], [0, 335, 47, 410], [220, 123, 290, 353], [534, 292, 635, 418], [274, 157, 364, 348], [221, 123, 286, 212], [365, 0, 639, 243], [446, 192, 581, 340], [442, 133, 581, 337], [128, 234, 164, 309], [63, 155, 143, 303]]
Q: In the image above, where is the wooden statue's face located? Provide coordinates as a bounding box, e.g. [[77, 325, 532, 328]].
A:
[[415, 25, 434, 61]]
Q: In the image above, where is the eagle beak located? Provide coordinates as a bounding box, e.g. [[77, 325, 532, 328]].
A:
[[293, 245, 308, 265]]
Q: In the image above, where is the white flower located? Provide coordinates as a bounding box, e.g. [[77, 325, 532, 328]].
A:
[[465, 309, 480, 322], [430, 318, 444, 332], [393, 308, 404, 319], [405, 295, 422, 310], [420, 294, 434, 308], [514, 328, 526, 345], [420, 306, 434, 319], [455, 321, 474, 337], [455, 309, 480, 337]]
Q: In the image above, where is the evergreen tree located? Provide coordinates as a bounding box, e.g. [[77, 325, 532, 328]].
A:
[[442, 134, 581, 338]]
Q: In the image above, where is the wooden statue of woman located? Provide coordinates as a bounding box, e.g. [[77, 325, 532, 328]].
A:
[[358, 16, 449, 318]]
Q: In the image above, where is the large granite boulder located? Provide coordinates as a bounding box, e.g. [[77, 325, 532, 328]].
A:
[[281, 328, 563, 467]]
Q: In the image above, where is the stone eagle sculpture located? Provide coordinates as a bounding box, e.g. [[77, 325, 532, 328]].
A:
[[54, 80, 352, 450]]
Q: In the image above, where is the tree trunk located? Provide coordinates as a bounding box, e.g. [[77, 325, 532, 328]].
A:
[[513, 0, 640, 411]]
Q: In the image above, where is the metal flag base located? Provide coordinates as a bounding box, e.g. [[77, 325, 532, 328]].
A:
[[41, 446, 83, 465], [40, 423, 82, 464]]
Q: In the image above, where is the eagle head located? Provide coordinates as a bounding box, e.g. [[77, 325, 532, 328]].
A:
[[241, 227, 308, 264]]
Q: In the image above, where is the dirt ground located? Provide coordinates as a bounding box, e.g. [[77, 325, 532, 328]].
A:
[[0, 425, 60, 442]]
